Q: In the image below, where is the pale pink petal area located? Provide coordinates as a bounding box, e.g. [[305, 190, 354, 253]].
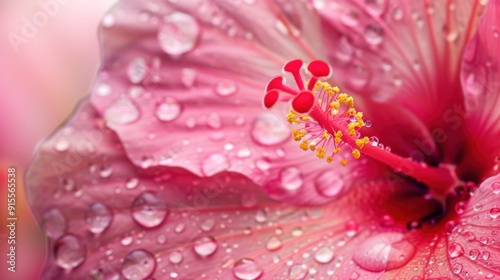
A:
[[314, 0, 485, 130], [460, 0, 500, 179]]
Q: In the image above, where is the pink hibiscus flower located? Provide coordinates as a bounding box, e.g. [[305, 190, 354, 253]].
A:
[[27, 0, 500, 279]]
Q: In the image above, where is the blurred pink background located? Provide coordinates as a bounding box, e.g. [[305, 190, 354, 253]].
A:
[[0, 0, 117, 279]]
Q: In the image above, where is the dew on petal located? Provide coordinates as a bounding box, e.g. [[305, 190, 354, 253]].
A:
[[158, 12, 199, 56], [448, 242, 465, 259], [240, 192, 258, 208], [452, 263, 463, 274], [289, 264, 308, 279], [315, 170, 344, 197], [364, 24, 384, 45], [489, 207, 500, 218], [169, 251, 183, 264], [491, 182, 500, 194], [126, 178, 140, 189], [214, 81, 237, 96], [266, 236, 282, 251], [121, 249, 156, 280], [464, 231, 476, 242], [207, 113, 222, 129], [232, 258, 263, 280], [54, 235, 86, 270], [131, 192, 168, 228], [85, 202, 113, 234], [105, 98, 140, 125], [121, 235, 134, 246], [469, 249, 480, 260], [255, 209, 267, 223], [280, 167, 303, 191], [251, 112, 290, 146], [314, 246, 334, 264], [353, 232, 415, 272], [200, 219, 215, 232], [127, 57, 147, 84], [156, 98, 182, 122], [42, 208, 66, 238], [345, 220, 359, 236], [193, 236, 218, 257], [201, 153, 229, 176]]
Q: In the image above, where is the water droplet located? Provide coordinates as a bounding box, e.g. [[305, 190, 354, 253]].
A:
[[345, 220, 359, 236], [121, 249, 156, 280], [254, 210, 267, 223], [105, 98, 140, 125], [340, 10, 359, 27], [158, 12, 199, 56], [194, 236, 218, 257], [54, 235, 86, 270], [369, 136, 379, 146], [464, 231, 475, 242], [156, 234, 166, 244], [353, 232, 415, 272], [289, 264, 307, 279], [126, 178, 139, 189], [266, 236, 282, 251], [452, 263, 463, 274], [315, 170, 344, 197], [236, 147, 252, 158], [207, 113, 222, 129], [314, 247, 334, 264], [85, 202, 113, 234], [54, 139, 70, 152], [131, 192, 168, 228], [407, 220, 421, 230], [364, 24, 384, 45], [232, 258, 263, 280], [256, 159, 271, 171], [156, 98, 182, 122], [42, 208, 66, 238], [251, 113, 290, 146], [489, 207, 500, 218], [127, 58, 147, 84], [379, 215, 395, 227], [448, 242, 464, 259], [201, 153, 228, 176], [240, 193, 258, 208], [469, 249, 479, 260], [214, 81, 237, 96], [99, 165, 113, 178], [200, 219, 215, 232], [280, 167, 303, 191], [392, 7, 404, 21], [169, 251, 183, 264], [492, 182, 500, 194], [348, 63, 370, 89], [455, 201, 466, 214], [292, 227, 303, 237], [480, 236, 489, 244]]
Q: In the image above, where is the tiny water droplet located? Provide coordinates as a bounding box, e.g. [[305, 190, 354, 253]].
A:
[[158, 12, 199, 56], [85, 202, 113, 234], [42, 209, 66, 238], [482, 250, 490, 260], [54, 139, 70, 152], [105, 98, 140, 125], [489, 207, 500, 218], [464, 231, 475, 242], [194, 236, 218, 257], [121, 235, 134, 246], [126, 178, 139, 189], [345, 220, 359, 236], [207, 113, 222, 129], [156, 98, 182, 122], [448, 242, 464, 258], [251, 113, 290, 146], [315, 170, 344, 198], [407, 220, 421, 230], [314, 247, 334, 264], [241, 193, 258, 208], [121, 249, 156, 280], [280, 167, 303, 191], [54, 235, 86, 270], [364, 24, 384, 45], [452, 263, 463, 274], [469, 249, 480, 260], [200, 219, 215, 232], [131, 192, 168, 228], [201, 153, 228, 176], [232, 258, 263, 280], [288, 264, 308, 279], [214, 81, 237, 96], [127, 58, 147, 84], [254, 210, 267, 223], [369, 136, 379, 146], [266, 236, 282, 251], [169, 251, 183, 264]]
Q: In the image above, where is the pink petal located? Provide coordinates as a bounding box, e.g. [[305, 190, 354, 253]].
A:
[[315, 0, 486, 129], [460, 0, 500, 179]]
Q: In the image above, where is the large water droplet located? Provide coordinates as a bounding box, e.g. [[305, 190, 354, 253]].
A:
[[42, 208, 66, 238], [85, 202, 113, 234], [232, 258, 263, 280], [315, 170, 344, 197], [266, 236, 282, 251], [280, 167, 303, 191], [201, 153, 229, 176], [193, 236, 218, 257], [127, 58, 147, 84], [288, 264, 308, 279], [469, 249, 480, 260], [158, 12, 199, 56], [54, 235, 86, 270], [214, 81, 237, 96], [489, 207, 500, 218], [251, 113, 290, 146], [448, 242, 464, 259], [314, 247, 334, 264], [353, 232, 415, 272], [156, 98, 182, 122], [131, 192, 168, 228], [364, 24, 384, 45], [105, 98, 140, 125], [169, 251, 183, 264], [121, 249, 156, 280]]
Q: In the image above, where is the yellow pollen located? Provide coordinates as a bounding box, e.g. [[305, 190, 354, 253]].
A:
[[299, 140, 309, 151], [346, 96, 354, 107], [347, 108, 357, 116], [318, 99, 323, 105], [334, 131, 343, 144], [340, 159, 348, 166], [329, 101, 340, 110], [316, 148, 326, 159], [337, 93, 348, 103], [352, 149, 361, 159], [322, 130, 329, 139], [334, 148, 341, 154], [287, 111, 299, 124], [326, 156, 333, 163], [310, 144, 316, 151], [302, 116, 311, 121], [332, 86, 340, 93], [292, 129, 307, 141]]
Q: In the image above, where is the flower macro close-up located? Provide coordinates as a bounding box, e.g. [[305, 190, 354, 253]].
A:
[[25, 0, 500, 279]]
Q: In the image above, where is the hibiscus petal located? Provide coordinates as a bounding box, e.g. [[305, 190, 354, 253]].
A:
[[460, 0, 500, 178], [315, 0, 486, 128]]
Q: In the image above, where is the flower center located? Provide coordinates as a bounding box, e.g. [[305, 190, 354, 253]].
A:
[[263, 59, 462, 203]]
